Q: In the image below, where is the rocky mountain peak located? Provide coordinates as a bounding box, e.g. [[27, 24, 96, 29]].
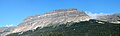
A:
[[45, 8, 77, 14], [53, 8, 77, 12], [10, 8, 90, 33]]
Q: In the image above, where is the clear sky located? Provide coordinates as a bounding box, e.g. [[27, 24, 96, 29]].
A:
[[0, 0, 120, 27]]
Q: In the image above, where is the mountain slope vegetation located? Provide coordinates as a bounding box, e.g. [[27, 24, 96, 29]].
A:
[[7, 19, 120, 36]]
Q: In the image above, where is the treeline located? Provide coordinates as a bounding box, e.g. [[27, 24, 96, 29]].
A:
[[7, 19, 120, 36]]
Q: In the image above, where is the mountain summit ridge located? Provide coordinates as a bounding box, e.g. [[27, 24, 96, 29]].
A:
[[11, 8, 90, 33], [1, 8, 120, 36]]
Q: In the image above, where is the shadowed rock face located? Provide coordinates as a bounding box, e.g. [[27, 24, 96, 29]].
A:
[[97, 13, 120, 23], [11, 8, 90, 33]]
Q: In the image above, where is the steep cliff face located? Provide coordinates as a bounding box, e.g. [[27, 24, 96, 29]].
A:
[[11, 8, 90, 33]]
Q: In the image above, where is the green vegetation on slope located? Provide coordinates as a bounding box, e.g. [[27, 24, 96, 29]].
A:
[[7, 19, 120, 36]]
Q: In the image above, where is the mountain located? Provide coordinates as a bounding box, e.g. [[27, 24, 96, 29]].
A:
[[1, 8, 120, 36], [11, 8, 90, 33], [0, 27, 15, 36], [7, 19, 120, 36], [97, 13, 120, 23]]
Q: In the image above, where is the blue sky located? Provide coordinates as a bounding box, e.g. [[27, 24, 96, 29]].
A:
[[0, 0, 120, 27]]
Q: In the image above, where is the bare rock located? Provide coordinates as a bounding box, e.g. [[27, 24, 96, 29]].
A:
[[11, 8, 90, 33]]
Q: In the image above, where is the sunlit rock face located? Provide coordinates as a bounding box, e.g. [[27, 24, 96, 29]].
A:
[[97, 13, 120, 24], [11, 8, 90, 33], [0, 27, 15, 36], [0, 27, 15, 32]]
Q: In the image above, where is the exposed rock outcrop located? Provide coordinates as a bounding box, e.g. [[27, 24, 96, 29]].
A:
[[96, 13, 120, 24], [0, 27, 15, 36], [11, 8, 90, 33]]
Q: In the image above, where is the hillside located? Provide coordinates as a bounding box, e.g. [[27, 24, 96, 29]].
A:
[[11, 8, 90, 33], [1, 8, 119, 36], [0, 27, 15, 36], [7, 19, 120, 36], [97, 13, 120, 23]]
